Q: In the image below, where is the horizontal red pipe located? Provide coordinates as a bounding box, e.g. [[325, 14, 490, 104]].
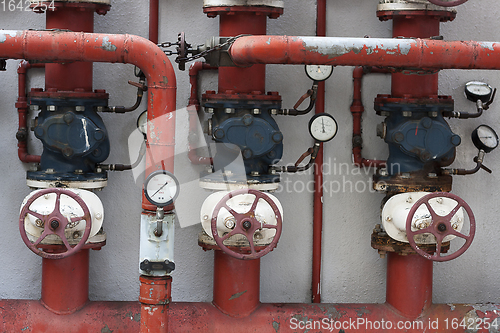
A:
[[1, 299, 498, 332], [0, 30, 177, 211], [230, 36, 500, 69], [168, 302, 500, 332]]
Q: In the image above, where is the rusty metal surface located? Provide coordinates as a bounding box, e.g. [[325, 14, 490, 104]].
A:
[[204, 5, 283, 19], [373, 173, 453, 193], [229, 36, 500, 70], [371, 228, 450, 256]]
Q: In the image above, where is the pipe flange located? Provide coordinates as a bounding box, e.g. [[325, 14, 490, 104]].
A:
[[204, 0, 283, 8], [377, 0, 456, 22], [203, 0, 283, 18]]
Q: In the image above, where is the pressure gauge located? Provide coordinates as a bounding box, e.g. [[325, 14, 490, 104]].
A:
[[465, 81, 493, 103], [305, 65, 334, 82], [308, 113, 338, 142], [144, 170, 180, 207], [137, 110, 148, 136], [471, 124, 499, 153]]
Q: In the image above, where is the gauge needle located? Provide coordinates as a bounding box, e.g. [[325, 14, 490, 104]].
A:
[[321, 119, 325, 133], [152, 181, 169, 198]]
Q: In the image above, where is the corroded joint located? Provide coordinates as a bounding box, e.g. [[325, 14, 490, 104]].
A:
[[139, 276, 172, 305], [353, 135, 363, 148]]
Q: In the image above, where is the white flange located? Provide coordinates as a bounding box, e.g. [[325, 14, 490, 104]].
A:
[[378, 0, 456, 12], [200, 190, 283, 246], [21, 188, 104, 245], [381, 192, 464, 244], [27, 178, 107, 190], [199, 179, 279, 191], [204, 0, 284, 8]]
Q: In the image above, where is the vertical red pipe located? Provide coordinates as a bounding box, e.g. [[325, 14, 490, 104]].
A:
[[218, 13, 267, 94], [149, 0, 159, 44], [45, 8, 94, 91], [312, 0, 326, 304], [386, 253, 433, 318], [41, 250, 90, 314], [391, 16, 440, 98], [139, 276, 171, 333], [213, 251, 260, 317]]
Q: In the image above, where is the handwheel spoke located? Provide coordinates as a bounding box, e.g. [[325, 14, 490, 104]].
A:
[[449, 229, 470, 240], [412, 227, 434, 236], [56, 229, 72, 250], [424, 201, 439, 220], [248, 238, 256, 254], [444, 203, 463, 221], [53, 192, 62, 214], [221, 229, 239, 242], [435, 240, 442, 256], [33, 229, 50, 247], [249, 196, 259, 213], [70, 215, 85, 223], [27, 210, 45, 221], [262, 223, 278, 229], [223, 204, 243, 220]]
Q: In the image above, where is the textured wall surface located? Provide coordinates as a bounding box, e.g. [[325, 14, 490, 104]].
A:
[[0, 0, 499, 306]]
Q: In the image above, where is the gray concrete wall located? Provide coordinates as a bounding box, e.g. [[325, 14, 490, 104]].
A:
[[0, 0, 499, 307]]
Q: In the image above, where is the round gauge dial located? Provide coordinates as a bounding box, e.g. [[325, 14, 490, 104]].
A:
[[309, 113, 338, 142], [471, 124, 499, 153], [465, 81, 493, 103], [144, 170, 180, 207], [137, 110, 148, 136], [305, 65, 334, 82]]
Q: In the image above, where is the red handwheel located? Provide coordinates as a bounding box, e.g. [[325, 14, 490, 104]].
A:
[[19, 188, 92, 260], [427, 0, 468, 7], [406, 192, 475, 262], [211, 189, 282, 260]]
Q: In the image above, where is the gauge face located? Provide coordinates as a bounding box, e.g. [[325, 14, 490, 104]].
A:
[[465, 81, 493, 103], [305, 65, 334, 82], [137, 110, 148, 136], [472, 125, 499, 153], [144, 170, 180, 207], [309, 113, 338, 142]]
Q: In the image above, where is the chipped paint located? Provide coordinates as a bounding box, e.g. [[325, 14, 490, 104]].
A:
[[267, 37, 272, 45], [471, 303, 500, 315], [229, 290, 247, 300], [101, 36, 117, 52], [101, 325, 114, 333], [272, 321, 280, 332], [479, 42, 495, 51], [300, 37, 414, 60], [448, 303, 456, 311], [0, 30, 19, 43]]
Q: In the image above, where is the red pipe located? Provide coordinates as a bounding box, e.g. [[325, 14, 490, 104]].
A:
[[16, 60, 43, 163], [188, 61, 216, 165], [139, 276, 172, 333], [167, 302, 500, 332], [41, 250, 90, 314], [45, 7, 94, 92], [311, 0, 326, 304], [212, 251, 261, 318], [351, 66, 387, 168], [386, 253, 433, 319], [218, 12, 267, 94], [149, 0, 159, 44], [229, 36, 500, 70]]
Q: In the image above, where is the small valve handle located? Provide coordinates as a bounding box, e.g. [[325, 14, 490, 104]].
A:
[[19, 188, 92, 260], [211, 189, 282, 260], [405, 192, 475, 262]]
